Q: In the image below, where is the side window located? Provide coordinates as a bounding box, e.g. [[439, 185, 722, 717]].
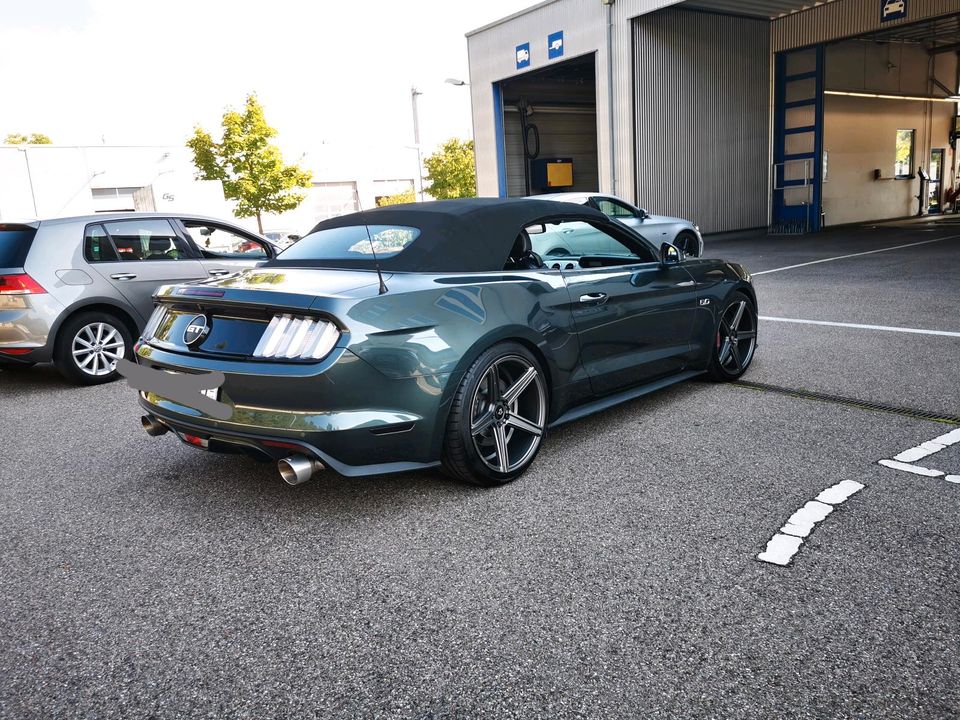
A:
[[594, 198, 637, 219], [182, 221, 268, 258], [530, 220, 656, 264], [83, 224, 119, 262], [102, 219, 191, 261]]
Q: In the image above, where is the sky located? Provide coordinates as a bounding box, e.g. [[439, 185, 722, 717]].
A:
[[0, 0, 535, 159]]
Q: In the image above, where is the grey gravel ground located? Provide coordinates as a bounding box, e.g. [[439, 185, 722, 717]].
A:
[[1, 221, 958, 719]]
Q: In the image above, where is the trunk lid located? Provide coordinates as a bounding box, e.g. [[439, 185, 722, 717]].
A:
[[144, 266, 384, 358]]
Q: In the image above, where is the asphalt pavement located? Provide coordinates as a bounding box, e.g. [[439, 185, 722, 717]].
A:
[[1, 219, 958, 719]]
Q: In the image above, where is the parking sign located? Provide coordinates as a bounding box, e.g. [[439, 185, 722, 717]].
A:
[[548, 31, 564, 60], [516, 43, 530, 69], [880, 0, 907, 22]]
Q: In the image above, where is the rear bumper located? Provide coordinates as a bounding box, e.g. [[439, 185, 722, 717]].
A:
[[0, 293, 61, 362], [134, 343, 452, 477]]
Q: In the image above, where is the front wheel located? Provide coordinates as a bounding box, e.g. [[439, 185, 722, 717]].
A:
[[442, 343, 548, 487], [675, 230, 701, 257], [54, 311, 133, 385], [706, 293, 757, 381]]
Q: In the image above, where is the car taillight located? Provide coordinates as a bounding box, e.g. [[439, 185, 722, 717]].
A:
[[0, 273, 46, 295], [140, 305, 169, 341], [252, 314, 340, 361]]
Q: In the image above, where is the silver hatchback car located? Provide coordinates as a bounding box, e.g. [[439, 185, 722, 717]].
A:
[[0, 213, 276, 384]]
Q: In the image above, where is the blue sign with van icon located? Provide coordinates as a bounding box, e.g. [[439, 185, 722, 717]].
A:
[[516, 43, 530, 69]]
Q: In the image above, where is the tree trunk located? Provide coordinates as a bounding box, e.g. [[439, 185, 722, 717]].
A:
[[256, 211, 263, 235]]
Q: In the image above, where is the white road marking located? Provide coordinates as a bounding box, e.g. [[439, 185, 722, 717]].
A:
[[879, 428, 960, 482], [816, 479, 865, 505], [758, 534, 803, 566], [878, 459, 944, 477], [757, 480, 865, 567], [751, 234, 960, 276], [759, 316, 960, 338]]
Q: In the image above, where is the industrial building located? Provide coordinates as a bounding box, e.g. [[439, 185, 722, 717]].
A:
[[467, 0, 960, 233], [0, 143, 419, 234]]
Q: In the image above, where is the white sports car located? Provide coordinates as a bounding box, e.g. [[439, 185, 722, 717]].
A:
[[535, 192, 704, 257]]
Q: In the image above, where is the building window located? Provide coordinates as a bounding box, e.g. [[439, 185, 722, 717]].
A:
[[894, 130, 915, 178]]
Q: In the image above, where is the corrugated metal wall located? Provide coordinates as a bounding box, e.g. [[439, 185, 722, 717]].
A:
[[503, 109, 599, 196], [772, 0, 960, 51], [633, 10, 771, 233]]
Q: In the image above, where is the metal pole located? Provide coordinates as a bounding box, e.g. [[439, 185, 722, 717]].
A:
[[411, 87, 424, 201], [606, 0, 617, 196], [20, 148, 38, 217]]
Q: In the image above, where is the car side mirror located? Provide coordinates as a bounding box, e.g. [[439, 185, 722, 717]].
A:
[[660, 242, 681, 266], [638, 209, 649, 220], [288, 234, 301, 242]]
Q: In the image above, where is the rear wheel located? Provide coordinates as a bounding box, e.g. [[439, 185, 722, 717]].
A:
[[707, 292, 757, 381], [54, 311, 133, 385], [442, 343, 548, 487]]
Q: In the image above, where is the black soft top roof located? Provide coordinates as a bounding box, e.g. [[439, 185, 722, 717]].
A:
[[280, 197, 610, 273]]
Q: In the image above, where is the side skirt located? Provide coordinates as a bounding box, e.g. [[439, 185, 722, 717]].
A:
[[548, 370, 704, 429]]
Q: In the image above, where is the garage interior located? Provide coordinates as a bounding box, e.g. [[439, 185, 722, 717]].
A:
[[775, 12, 960, 231], [496, 54, 599, 197]]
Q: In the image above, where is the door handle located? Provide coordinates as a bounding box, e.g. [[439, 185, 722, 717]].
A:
[[207, 269, 231, 276], [110, 273, 137, 281], [579, 292, 608, 305]]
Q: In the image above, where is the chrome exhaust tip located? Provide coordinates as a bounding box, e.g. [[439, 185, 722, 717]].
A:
[[278, 455, 324, 485], [141, 415, 168, 437]]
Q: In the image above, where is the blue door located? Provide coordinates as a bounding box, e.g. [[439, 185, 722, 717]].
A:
[[773, 46, 824, 233]]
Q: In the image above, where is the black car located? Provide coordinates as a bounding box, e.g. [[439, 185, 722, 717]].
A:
[[132, 199, 757, 486]]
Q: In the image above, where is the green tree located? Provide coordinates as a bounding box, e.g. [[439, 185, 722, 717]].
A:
[[424, 138, 476, 200], [4, 133, 52, 144], [187, 94, 311, 233], [376, 188, 416, 206]]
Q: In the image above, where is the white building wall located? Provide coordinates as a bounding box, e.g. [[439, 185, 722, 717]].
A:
[[467, 0, 685, 202], [0, 143, 419, 234]]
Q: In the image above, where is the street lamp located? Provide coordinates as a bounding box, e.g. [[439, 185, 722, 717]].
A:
[[410, 87, 424, 201], [445, 78, 470, 87]]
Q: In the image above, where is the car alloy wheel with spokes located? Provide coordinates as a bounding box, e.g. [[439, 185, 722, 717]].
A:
[[443, 343, 548, 486], [708, 293, 757, 380], [470, 355, 546, 474], [72, 322, 126, 377], [54, 311, 133, 385]]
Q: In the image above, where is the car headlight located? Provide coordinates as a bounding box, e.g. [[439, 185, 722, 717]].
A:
[[252, 313, 341, 360]]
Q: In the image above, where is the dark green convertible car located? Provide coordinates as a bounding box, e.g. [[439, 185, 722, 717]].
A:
[[131, 198, 757, 487]]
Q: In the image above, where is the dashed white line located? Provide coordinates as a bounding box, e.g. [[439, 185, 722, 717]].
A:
[[758, 480, 865, 567], [751, 234, 960, 276], [878, 459, 945, 477], [759, 316, 960, 338], [878, 427, 960, 482]]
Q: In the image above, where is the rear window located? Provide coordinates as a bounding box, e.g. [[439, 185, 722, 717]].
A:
[[278, 225, 419, 261], [83, 224, 120, 262], [0, 226, 37, 267]]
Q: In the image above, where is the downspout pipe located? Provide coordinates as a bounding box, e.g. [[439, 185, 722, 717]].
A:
[[605, 0, 617, 196]]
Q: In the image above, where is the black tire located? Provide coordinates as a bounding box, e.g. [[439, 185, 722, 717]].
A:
[[675, 231, 700, 257], [54, 311, 134, 386], [442, 342, 549, 487], [706, 292, 758, 382]]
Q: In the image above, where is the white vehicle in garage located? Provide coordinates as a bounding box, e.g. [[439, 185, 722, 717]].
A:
[[535, 192, 704, 257]]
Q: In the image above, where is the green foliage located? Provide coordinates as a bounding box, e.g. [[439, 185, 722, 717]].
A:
[[424, 138, 476, 200], [4, 133, 52, 144], [376, 189, 416, 206], [187, 94, 311, 232]]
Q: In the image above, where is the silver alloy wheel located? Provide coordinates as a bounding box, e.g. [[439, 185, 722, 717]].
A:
[[718, 300, 757, 374], [71, 322, 125, 377], [470, 355, 547, 474]]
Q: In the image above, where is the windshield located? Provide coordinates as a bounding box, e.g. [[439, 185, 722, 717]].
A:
[[278, 225, 420, 261], [0, 226, 37, 267]]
